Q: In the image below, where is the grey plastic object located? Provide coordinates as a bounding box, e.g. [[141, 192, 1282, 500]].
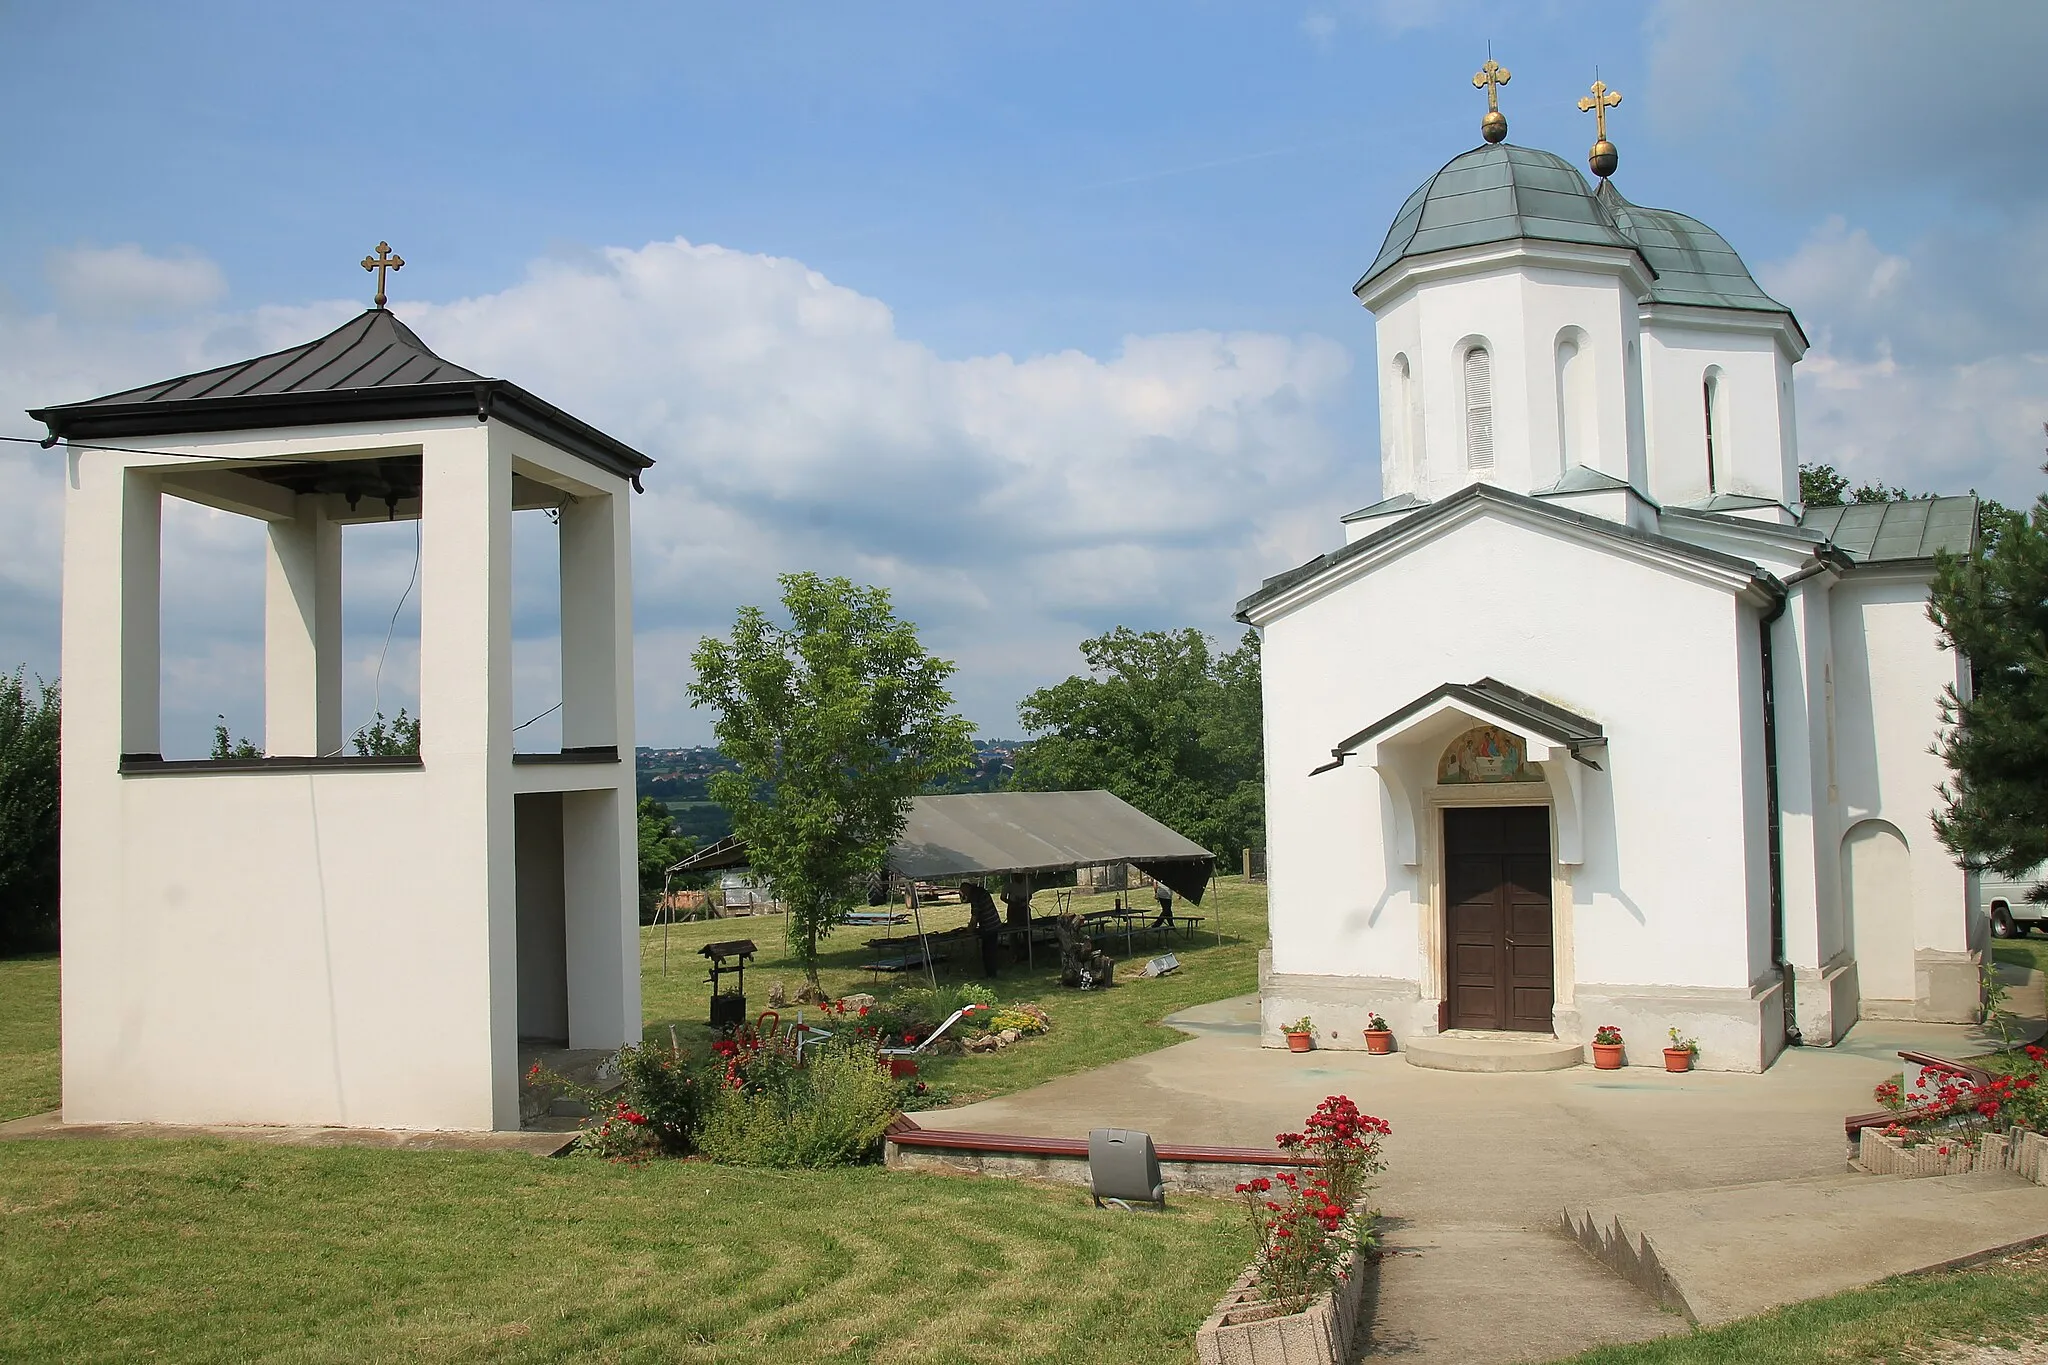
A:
[[1089, 1128, 1165, 1209]]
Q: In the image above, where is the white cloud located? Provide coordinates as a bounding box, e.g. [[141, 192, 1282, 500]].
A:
[[0, 237, 1359, 750], [46, 243, 228, 319], [1758, 216, 2048, 504]]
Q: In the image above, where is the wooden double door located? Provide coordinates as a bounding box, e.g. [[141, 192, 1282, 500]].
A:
[[1443, 806, 1554, 1033]]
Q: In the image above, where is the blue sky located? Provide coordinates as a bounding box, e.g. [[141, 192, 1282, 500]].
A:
[[4, 2, 2045, 749]]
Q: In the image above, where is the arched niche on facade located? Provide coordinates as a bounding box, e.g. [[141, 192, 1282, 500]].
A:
[[1842, 818, 1914, 1001], [1554, 325, 1594, 479]]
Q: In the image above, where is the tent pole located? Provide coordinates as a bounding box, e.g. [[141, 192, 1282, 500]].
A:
[[911, 884, 938, 991]]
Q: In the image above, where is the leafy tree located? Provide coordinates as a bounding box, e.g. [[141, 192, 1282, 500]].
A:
[[211, 717, 260, 759], [0, 670, 60, 953], [688, 573, 973, 987], [1930, 460, 2048, 889], [1799, 460, 1915, 508], [352, 708, 420, 757], [1012, 627, 1264, 858], [636, 796, 697, 922]]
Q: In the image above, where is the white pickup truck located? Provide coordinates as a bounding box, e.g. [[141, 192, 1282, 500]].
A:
[[1980, 865, 2048, 939]]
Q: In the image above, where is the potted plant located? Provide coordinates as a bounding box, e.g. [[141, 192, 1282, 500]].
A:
[[1590, 1024, 1625, 1070], [1663, 1028, 1698, 1073], [1362, 1014, 1394, 1055], [1283, 1016, 1316, 1052]]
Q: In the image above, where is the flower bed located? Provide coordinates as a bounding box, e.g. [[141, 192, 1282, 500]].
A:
[[1855, 1044, 2047, 1180], [1194, 1096, 1389, 1365]]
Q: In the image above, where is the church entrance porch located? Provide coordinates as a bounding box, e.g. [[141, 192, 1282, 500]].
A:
[[1443, 806, 1555, 1032]]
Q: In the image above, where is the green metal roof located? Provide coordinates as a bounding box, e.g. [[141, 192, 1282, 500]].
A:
[[1798, 497, 1978, 563], [1595, 182, 1791, 318], [1357, 145, 1641, 293]]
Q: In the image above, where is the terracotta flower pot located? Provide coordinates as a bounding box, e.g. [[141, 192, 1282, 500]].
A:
[[1591, 1042, 1625, 1070], [1285, 1031, 1314, 1053], [1363, 1029, 1394, 1055], [1663, 1048, 1694, 1073]]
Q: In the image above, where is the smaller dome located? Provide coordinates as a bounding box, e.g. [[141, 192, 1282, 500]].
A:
[[1595, 181, 1792, 318], [1357, 144, 1640, 294]]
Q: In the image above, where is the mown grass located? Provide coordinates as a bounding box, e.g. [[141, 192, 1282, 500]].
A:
[[643, 877, 1270, 1104], [1993, 936, 2048, 977], [0, 952, 60, 1123], [1550, 1245, 2048, 1364], [0, 1139, 1252, 1364]]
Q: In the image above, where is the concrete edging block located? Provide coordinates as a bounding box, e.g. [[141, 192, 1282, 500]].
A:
[[1195, 1217, 1372, 1365]]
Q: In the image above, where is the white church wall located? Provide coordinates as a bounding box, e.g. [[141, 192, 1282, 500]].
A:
[[1775, 575, 1857, 1043], [1829, 569, 1976, 1022], [1371, 250, 1644, 508], [1639, 321, 1796, 509], [1256, 510, 1771, 1056]]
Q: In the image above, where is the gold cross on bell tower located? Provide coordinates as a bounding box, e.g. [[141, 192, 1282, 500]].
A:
[[361, 241, 405, 309], [1472, 57, 1511, 144], [1578, 78, 1622, 178]]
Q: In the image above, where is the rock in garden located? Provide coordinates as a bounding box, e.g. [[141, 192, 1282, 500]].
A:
[[841, 993, 877, 1012], [999, 1029, 1021, 1044], [767, 980, 789, 1008]]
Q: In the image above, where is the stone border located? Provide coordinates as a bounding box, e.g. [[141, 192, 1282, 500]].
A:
[[1855, 1126, 2048, 1182], [1195, 1217, 1373, 1365]]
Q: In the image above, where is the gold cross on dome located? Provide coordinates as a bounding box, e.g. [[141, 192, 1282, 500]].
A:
[[1473, 57, 1511, 142], [360, 241, 405, 308], [1473, 58, 1511, 111], [1578, 79, 1622, 143]]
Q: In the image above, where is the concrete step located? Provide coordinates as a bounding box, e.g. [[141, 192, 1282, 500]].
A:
[[1404, 1032, 1582, 1073], [1565, 1170, 2048, 1326]]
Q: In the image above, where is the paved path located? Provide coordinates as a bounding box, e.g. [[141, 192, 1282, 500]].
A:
[[937, 996, 2041, 1364]]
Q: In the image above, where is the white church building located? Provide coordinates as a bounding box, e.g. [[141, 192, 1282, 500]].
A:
[[1241, 95, 1983, 1071], [33, 270, 649, 1131]]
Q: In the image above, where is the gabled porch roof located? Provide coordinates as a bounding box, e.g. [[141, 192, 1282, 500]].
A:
[[1311, 677, 1605, 776]]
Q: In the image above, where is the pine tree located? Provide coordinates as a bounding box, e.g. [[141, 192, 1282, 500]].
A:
[[1929, 460, 2048, 883]]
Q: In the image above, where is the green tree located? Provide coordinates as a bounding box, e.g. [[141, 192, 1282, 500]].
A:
[[636, 796, 696, 922], [688, 573, 973, 987], [352, 708, 420, 757], [1012, 627, 1264, 858], [1799, 460, 1915, 508], [211, 717, 261, 759], [1930, 466, 2048, 885], [0, 670, 60, 952]]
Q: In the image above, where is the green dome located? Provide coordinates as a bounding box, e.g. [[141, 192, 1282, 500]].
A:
[[1356, 144, 1639, 293], [1595, 181, 1793, 318]]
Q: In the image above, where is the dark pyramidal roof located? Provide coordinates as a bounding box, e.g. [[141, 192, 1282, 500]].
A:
[[31, 308, 651, 484]]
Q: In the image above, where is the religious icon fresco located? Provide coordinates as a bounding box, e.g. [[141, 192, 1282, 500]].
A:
[[1437, 724, 1533, 784]]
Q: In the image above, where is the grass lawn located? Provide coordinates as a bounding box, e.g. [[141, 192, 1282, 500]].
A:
[[0, 952, 60, 1123], [0, 1139, 1250, 1364], [1993, 936, 2047, 977], [643, 877, 1270, 1105], [1550, 1244, 2048, 1364]]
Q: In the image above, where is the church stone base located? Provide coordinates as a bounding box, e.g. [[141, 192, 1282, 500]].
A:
[[1552, 976, 1787, 1073], [1257, 951, 1424, 1050], [1860, 951, 1983, 1024], [1792, 956, 1860, 1046]]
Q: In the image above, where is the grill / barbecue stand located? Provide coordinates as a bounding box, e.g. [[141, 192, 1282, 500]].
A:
[[700, 939, 756, 1032]]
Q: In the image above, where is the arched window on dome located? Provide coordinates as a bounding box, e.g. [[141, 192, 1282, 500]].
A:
[[1554, 328, 1593, 478], [1703, 367, 1727, 493], [1462, 344, 1494, 472]]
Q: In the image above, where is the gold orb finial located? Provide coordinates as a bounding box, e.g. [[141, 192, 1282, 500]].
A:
[[1577, 77, 1622, 178], [1473, 57, 1511, 144]]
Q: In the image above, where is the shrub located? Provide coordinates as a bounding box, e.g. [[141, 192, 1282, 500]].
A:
[[534, 1042, 722, 1161], [698, 1038, 905, 1168], [0, 670, 59, 953], [987, 1008, 1049, 1035], [1237, 1094, 1391, 1309]]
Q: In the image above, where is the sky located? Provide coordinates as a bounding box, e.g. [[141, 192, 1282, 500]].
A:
[[3, 1, 2045, 753]]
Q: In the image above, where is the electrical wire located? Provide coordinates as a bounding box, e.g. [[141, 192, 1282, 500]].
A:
[[512, 701, 562, 733], [2, 432, 332, 465], [370, 518, 421, 727]]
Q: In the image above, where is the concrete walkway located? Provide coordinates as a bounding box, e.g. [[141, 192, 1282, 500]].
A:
[[936, 996, 2048, 1364], [0, 1109, 575, 1155]]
